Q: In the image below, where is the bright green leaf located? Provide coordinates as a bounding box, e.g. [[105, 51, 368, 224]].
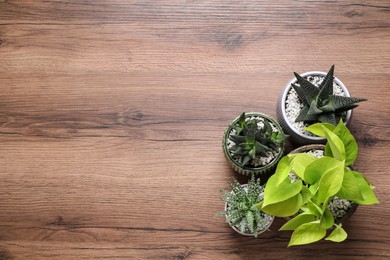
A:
[[304, 123, 335, 137], [317, 159, 345, 204], [274, 156, 292, 186], [332, 120, 358, 165], [288, 221, 326, 246], [280, 212, 315, 231], [290, 153, 317, 181], [262, 193, 302, 217], [325, 224, 347, 242], [337, 168, 364, 202], [304, 157, 343, 185], [351, 171, 379, 205], [320, 208, 334, 229], [263, 175, 302, 207], [307, 200, 323, 217], [301, 186, 313, 205], [322, 126, 346, 162]]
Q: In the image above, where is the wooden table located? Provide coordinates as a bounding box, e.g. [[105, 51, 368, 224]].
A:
[[0, 1, 389, 259]]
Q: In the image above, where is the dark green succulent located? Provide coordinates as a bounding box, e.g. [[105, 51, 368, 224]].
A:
[[292, 65, 367, 125], [216, 175, 272, 237], [229, 112, 287, 167]]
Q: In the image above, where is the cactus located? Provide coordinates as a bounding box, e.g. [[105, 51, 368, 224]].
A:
[[292, 65, 366, 125], [229, 112, 287, 167]]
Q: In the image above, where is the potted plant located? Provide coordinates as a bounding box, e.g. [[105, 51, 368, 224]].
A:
[[222, 112, 287, 176], [289, 144, 358, 224], [255, 120, 379, 246], [276, 65, 367, 145], [216, 175, 274, 237]]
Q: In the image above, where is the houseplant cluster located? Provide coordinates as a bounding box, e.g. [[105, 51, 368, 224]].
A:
[[217, 65, 379, 246]]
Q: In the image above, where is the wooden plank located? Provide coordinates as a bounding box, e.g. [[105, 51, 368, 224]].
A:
[[0, 0, 389, 259]]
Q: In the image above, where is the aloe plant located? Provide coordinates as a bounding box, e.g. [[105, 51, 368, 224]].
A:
[[229, 112, 287, 167], [292, 65, 366, 125], [256, 120, 379, 246], [217, 175, 273, 237]]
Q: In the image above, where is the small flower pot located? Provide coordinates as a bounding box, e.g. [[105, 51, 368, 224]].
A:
[[222, 112, 285, 176], [276, 71, 352, 145], [289, 145, 358, 223], [224, 184, 274, 237]]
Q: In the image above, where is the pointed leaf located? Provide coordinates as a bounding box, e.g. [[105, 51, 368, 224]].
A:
[[290, 153, 317, 182], [322, 126, 346, 162], [288, 221, 326, 246], [351, 171, 379, 205], [263, 175, 302, 207], [280, 212, 315, 231], [274, 156, 292, 186], [325, 224, 347, 242], [320, 208, 334, 229], [318, 65, 335, 101], [262, 193, 302, 217], [318, 113, 337, 125], [307, 100, 324, 116], [336, 168, 364, 202], [304, 157, 342, 185], [295, 105, 317, 122], [331, 95, 367, 111], [293, 72, 320, 104], [332, 119, 358, 165], [304, 123, 335, 137], [317, 160, 345, 204]]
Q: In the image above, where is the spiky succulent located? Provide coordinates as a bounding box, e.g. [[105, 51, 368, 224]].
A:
[[217, 175, 272, 237], [229, 113, 287, 167], [292, 65, 367, 125]]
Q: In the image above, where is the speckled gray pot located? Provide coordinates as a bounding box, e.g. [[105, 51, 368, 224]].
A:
[[289, 144, 358, 224], [224, 184, 274, 237], [276, 71, 352, 145], [222, 112, 285, 176]]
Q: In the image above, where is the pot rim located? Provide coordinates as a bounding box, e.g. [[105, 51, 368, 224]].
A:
[[279, 71, 352, 141]]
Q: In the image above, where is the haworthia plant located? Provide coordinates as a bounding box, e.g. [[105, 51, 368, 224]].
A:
[[229, 112, 287, 167], [216, 175, 271, 237], [292, 65, 367, 125]]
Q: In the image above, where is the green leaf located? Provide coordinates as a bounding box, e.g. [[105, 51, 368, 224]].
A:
[[304, 122, 335, 137], [301, 186, 313, 205], [263, 175, 302, 207], [320, 208, 334, 229], [325, 224, 347, 242], [336, 168, 364, 202], [290, 153, 317, 182], [280, 212, 315, 231], [246, 210, 255, 233], [293, 72, 320, 104], [318, 113, 337, 125], [304, 157, 343, 185], [331, 119, 358, 166], [274, 156, 292, 186], [322, 126, 346, 162], [262, 193, 303, 217], [317, 159, 344, 204], [238, 112, 246, 128], [306, 200, 323, 217], [350, 171, 379, 205], [288, 221, 327, 246], [318, 65, 335, 101]]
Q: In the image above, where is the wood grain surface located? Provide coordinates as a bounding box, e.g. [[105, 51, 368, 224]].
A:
[[0, 0, 389, 259]]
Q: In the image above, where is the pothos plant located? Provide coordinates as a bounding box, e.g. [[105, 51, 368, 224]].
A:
[[255, 120, 379, 246]]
